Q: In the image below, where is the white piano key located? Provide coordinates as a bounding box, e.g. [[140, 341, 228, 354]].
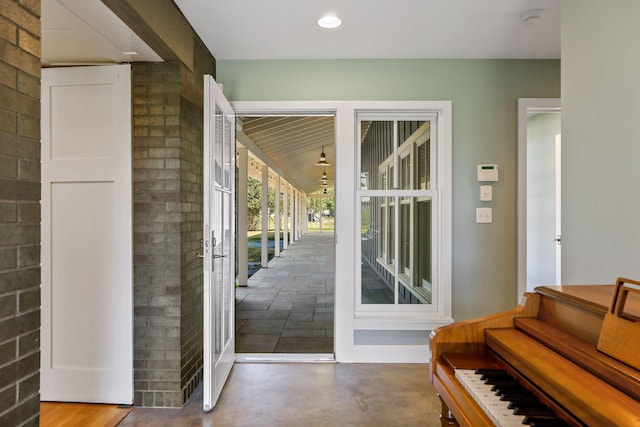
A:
[[455, 369, 526, 427]]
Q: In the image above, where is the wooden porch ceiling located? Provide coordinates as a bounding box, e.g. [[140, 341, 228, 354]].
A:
[[239, 116, 335, 195]]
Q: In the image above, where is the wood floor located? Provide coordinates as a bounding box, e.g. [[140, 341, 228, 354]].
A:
[[40, 402, 131, 427]]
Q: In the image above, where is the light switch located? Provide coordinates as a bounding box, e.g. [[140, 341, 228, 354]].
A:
[[476, 207, 492, 223], [480, 185, 492, 201]]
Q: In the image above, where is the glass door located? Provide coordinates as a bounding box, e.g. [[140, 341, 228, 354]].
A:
[[203, 75, 235, 411]]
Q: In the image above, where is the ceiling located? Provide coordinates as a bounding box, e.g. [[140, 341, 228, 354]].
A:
[[240, 116, 335, 194], [41, 0, 561, 195], [173, 0, 560, 60], [41, 0, 161, 65]]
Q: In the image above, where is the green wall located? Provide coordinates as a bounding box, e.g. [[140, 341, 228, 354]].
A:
[[217, 59, 560, 320]]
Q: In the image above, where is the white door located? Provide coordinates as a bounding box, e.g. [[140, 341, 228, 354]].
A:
[[203, 76, 235, 411], [41, 65, 133, 403], [517, 99, 561, 297]]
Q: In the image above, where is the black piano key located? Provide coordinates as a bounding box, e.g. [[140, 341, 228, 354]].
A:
[[474, 368, 507, 375], [505, 396, 541, 407], [513, 405, 557, 417], [492, 384, 527, 394], [524, 416, 569, 427], [484, 376, 516, 385]]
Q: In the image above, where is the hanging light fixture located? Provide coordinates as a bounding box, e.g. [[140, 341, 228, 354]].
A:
[[315, 146, 331, 166], [322, 188, 329, 194], [320, 169, 328, 182]]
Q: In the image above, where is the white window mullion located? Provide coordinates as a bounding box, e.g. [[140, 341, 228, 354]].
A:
[[393, 195, 399, 304]]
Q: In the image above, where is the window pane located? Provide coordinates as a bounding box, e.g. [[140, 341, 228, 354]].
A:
[[399, 198, 432, 304], [400, 154, 411, 189], [361, 197, 394, 304], [397, 120, 426, 148], [417, 140, 429, 190], [360, 121, 394, 190], [223, 116, 232, 190], [214, 104, 223, 187], [358, 116, 437, 307], [400, 201, 411, 277], [397, 121, 431, 190]]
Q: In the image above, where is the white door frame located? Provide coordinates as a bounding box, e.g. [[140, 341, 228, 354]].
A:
[[232, 100, 452, 363], [517, 98, 562, 300]]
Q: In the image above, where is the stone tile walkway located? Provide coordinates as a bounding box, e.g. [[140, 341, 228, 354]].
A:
[[235, 231, 335, 353]]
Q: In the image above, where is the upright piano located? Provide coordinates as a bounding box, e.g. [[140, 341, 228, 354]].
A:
[[430, 278, 640, 427]]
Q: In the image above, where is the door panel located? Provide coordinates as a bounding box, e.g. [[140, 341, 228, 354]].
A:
[[203, 76, 236, 411], [41, 65, 132, 404]]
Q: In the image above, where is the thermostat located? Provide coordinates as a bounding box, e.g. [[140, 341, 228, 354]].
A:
[[477, 164, 498, 182]]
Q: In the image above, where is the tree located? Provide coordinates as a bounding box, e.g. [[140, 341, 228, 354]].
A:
[[246, 176, 275, 231]]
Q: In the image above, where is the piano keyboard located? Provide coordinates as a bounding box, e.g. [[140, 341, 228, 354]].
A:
[[455, 369, 569, 427]]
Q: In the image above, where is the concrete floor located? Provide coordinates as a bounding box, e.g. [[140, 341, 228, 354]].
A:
[[119, 363, 443, 426]]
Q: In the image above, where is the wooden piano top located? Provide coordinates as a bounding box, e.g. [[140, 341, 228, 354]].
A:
[[537, 284, 613, 307], [430, 284, 618, 362]]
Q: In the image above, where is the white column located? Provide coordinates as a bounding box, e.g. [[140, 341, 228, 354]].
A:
[[237, 148, 248, 286], [304, 196, 308, 233], [296, 191, 303, 239], [318, 196, 324, 231], [292, 190, 297, 242], [274, 175, 281, 257], [261, 164, 269, 267], [283, 182, 289, 250], [298, 192, 302, 238]]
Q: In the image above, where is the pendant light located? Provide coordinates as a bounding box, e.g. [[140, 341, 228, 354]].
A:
[[315, 146, 331, 166]]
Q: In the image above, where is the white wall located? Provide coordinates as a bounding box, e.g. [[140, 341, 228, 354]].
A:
[[562, 0, 640, 283], [527, 113, 561, 287]]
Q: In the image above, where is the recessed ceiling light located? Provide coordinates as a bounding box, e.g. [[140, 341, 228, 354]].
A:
[[122, 51, 138, 55], [317, 15, 342, 29]]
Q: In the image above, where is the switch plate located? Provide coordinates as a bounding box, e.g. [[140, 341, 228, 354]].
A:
[[480, 185, 492, 201], [476, 207, 492, 223]]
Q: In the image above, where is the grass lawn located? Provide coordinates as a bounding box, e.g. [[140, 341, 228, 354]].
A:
[[245, 223, 333, 266]]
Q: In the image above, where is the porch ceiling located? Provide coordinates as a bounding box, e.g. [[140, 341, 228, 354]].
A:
[[240, 116, 335, 195]]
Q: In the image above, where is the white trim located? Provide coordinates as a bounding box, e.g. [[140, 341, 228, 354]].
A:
[[235, 353, 335, 363], [517, 98, 561, 301], [230, 101, 452, 363]]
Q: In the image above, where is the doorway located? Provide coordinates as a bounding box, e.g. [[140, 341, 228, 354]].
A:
[[233, 114, 336, 356], [517, 98, 562, 298]]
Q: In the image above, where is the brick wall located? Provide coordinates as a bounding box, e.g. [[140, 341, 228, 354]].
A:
[[132, 55, 211, 407], [179, 92, 203, 402], [0, 1, 41, 426], [132, 61, 184, 407]]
